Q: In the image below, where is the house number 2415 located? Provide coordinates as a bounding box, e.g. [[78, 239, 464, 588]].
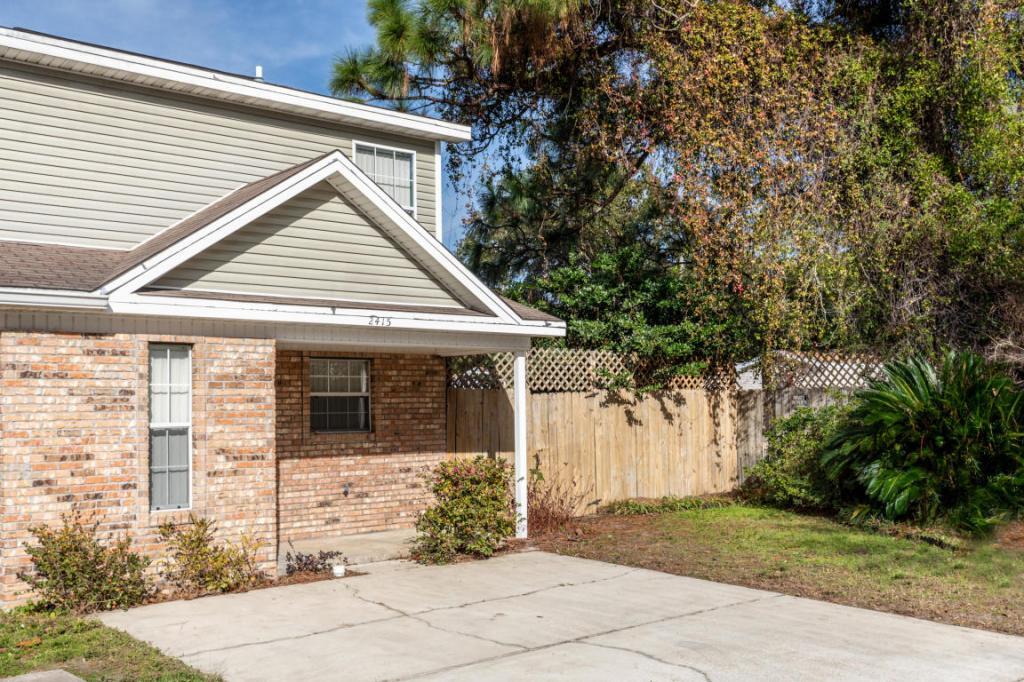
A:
[[368, 315, 392, 327]]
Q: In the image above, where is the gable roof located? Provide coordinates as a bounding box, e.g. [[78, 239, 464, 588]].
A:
[[105, 153, 331, 283], [101, 150, 518, 315], [0, 150, 562, 331], [0, 27, 470, 143]]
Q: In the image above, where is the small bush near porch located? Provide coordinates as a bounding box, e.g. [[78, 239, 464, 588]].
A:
[[536, 504, 1024, 636]]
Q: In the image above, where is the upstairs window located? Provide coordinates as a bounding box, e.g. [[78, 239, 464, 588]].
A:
[[149, 344, 191, 510], [354, 142, 416, 216], [310, 358, 371, 432]]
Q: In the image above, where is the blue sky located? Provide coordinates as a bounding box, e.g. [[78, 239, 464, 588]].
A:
[[0, 0, 468, 248]]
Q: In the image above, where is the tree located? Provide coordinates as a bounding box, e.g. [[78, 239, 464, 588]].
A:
[[336, 0, 1024, 379]]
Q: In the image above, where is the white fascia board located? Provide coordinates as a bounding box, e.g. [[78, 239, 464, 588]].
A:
[[434, 141, 444, 241], [107, 151, 523, 325], [109, 294, 567, 338], [0, 28, 471, 143], [0, 287, 107, 310]]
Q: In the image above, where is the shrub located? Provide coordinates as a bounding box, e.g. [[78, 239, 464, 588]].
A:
[[528, 468, 588, 534], [412, 456, 516, 564], [158, 515, 265, 595], [822, 351, 1024, 532], [739, 404, 849, 512], [605, 495, 732, 515], [283, 542, 346, 576], [19, 514, 150, 613]]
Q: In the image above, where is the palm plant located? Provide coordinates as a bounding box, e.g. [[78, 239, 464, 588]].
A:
[[821, 350, 1024, 531]]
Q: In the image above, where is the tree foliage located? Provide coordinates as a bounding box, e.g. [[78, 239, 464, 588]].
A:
[[337, 0, 1024, 376]]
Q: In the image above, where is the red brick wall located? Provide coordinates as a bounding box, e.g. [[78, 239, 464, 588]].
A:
[[0, 332, 276, 604], [276, 350, 447, 541]]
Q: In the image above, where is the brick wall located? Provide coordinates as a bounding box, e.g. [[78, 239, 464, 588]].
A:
[[0, 332, 276, 604], [276, 350, 447, 541]]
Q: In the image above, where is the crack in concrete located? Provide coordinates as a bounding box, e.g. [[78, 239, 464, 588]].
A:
[[578, 641, 712, 681], [402, 567, 642, 616], [391, 593, 784, 681], [156, 561, 782, 678], [180, 612, 406, 658]]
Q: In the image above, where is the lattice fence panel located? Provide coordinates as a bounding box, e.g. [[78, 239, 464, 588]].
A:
[[448, 348, 725, 393], [768, 351, 884, 389]]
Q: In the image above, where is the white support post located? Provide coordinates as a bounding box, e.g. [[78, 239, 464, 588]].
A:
[[513, 350, 529, 538]]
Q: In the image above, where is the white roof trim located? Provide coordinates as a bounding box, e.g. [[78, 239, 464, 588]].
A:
[[109, 293, 564, 337], [102, 151, 528, 325], [0, 287, 107, 310], [0, 27, 472, 143]]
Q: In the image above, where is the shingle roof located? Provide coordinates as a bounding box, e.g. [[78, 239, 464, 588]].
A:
[[104, 153, 331, 283], [0, 154, 332, 295], [498, 296, 562, 323], [0, 240, 122, 291], [0, 152, 561, 326]]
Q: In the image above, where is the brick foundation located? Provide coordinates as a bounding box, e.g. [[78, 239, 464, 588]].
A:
[[276, 350, 447, 541], [0, 331, 277, 604]]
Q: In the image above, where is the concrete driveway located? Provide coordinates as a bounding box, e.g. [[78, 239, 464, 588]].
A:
[[100, 551, 1024, 681]]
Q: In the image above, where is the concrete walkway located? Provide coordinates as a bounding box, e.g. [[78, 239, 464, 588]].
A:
[[100, 551, 1024, 681]]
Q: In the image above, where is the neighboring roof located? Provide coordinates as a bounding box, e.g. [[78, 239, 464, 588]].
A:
[[498, 296, 562, 323], [0, 27, 471, 143]]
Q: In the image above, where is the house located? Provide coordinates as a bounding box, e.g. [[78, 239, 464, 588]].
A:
[[0, 27, 563, 604]]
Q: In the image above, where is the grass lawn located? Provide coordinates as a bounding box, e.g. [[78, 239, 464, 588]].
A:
[[536, 505, 1024, 636], [0, 609, 217, 681]]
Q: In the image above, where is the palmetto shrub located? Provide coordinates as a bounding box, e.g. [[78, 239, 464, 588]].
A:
[[413, 456, 516, 563], [822, 351, 1024, 532]]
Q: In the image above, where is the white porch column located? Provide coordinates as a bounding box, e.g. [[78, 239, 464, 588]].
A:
[[513, 350, 528, 538]]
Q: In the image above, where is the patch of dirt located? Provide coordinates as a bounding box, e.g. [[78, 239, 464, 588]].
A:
[[996, 521, 1024, 550]]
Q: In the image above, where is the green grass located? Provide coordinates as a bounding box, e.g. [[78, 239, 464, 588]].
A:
[[0, 609, 217, 681], [540, 504, 1024, 635]]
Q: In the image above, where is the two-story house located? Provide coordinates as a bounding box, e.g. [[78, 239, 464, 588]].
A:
[[0, 27, 563, 603]]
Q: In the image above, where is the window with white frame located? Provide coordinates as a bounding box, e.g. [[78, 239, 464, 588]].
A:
[[310, 358, 371, 432], [149, 344, 191, 510], [353, 143, 415, 216]]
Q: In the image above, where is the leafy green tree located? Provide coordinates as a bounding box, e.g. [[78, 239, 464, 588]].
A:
[[336, 0, 1024, 380]]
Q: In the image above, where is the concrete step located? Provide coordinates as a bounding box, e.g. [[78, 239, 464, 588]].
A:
[[278, 528, 416, 575]]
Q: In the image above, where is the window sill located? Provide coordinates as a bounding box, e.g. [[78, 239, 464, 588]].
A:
[[307, 429, 376, 444]]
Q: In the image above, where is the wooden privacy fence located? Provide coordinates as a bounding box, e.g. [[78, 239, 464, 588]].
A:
[[447, 349, 882, 513], [447, 349, 743, 513]]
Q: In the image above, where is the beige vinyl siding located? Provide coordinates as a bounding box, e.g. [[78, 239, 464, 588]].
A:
[[0, 63, 438, 249], [152, 182, 461, 308]]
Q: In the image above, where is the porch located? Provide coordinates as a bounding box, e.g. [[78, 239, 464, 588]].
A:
[[272, 340, 532, 566]]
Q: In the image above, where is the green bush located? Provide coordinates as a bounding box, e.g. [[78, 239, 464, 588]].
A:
[[739, 404, 849, 512], [413, 456, 516, 563], [605, 495, 732, 515], [158, 515, 265, 595], [19, 515, 150, 613], [822, 351, 1024, 532]]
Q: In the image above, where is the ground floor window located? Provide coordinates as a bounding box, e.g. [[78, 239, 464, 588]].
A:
[[310, 358, 371, 432], [149, 344, 191, 510]]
